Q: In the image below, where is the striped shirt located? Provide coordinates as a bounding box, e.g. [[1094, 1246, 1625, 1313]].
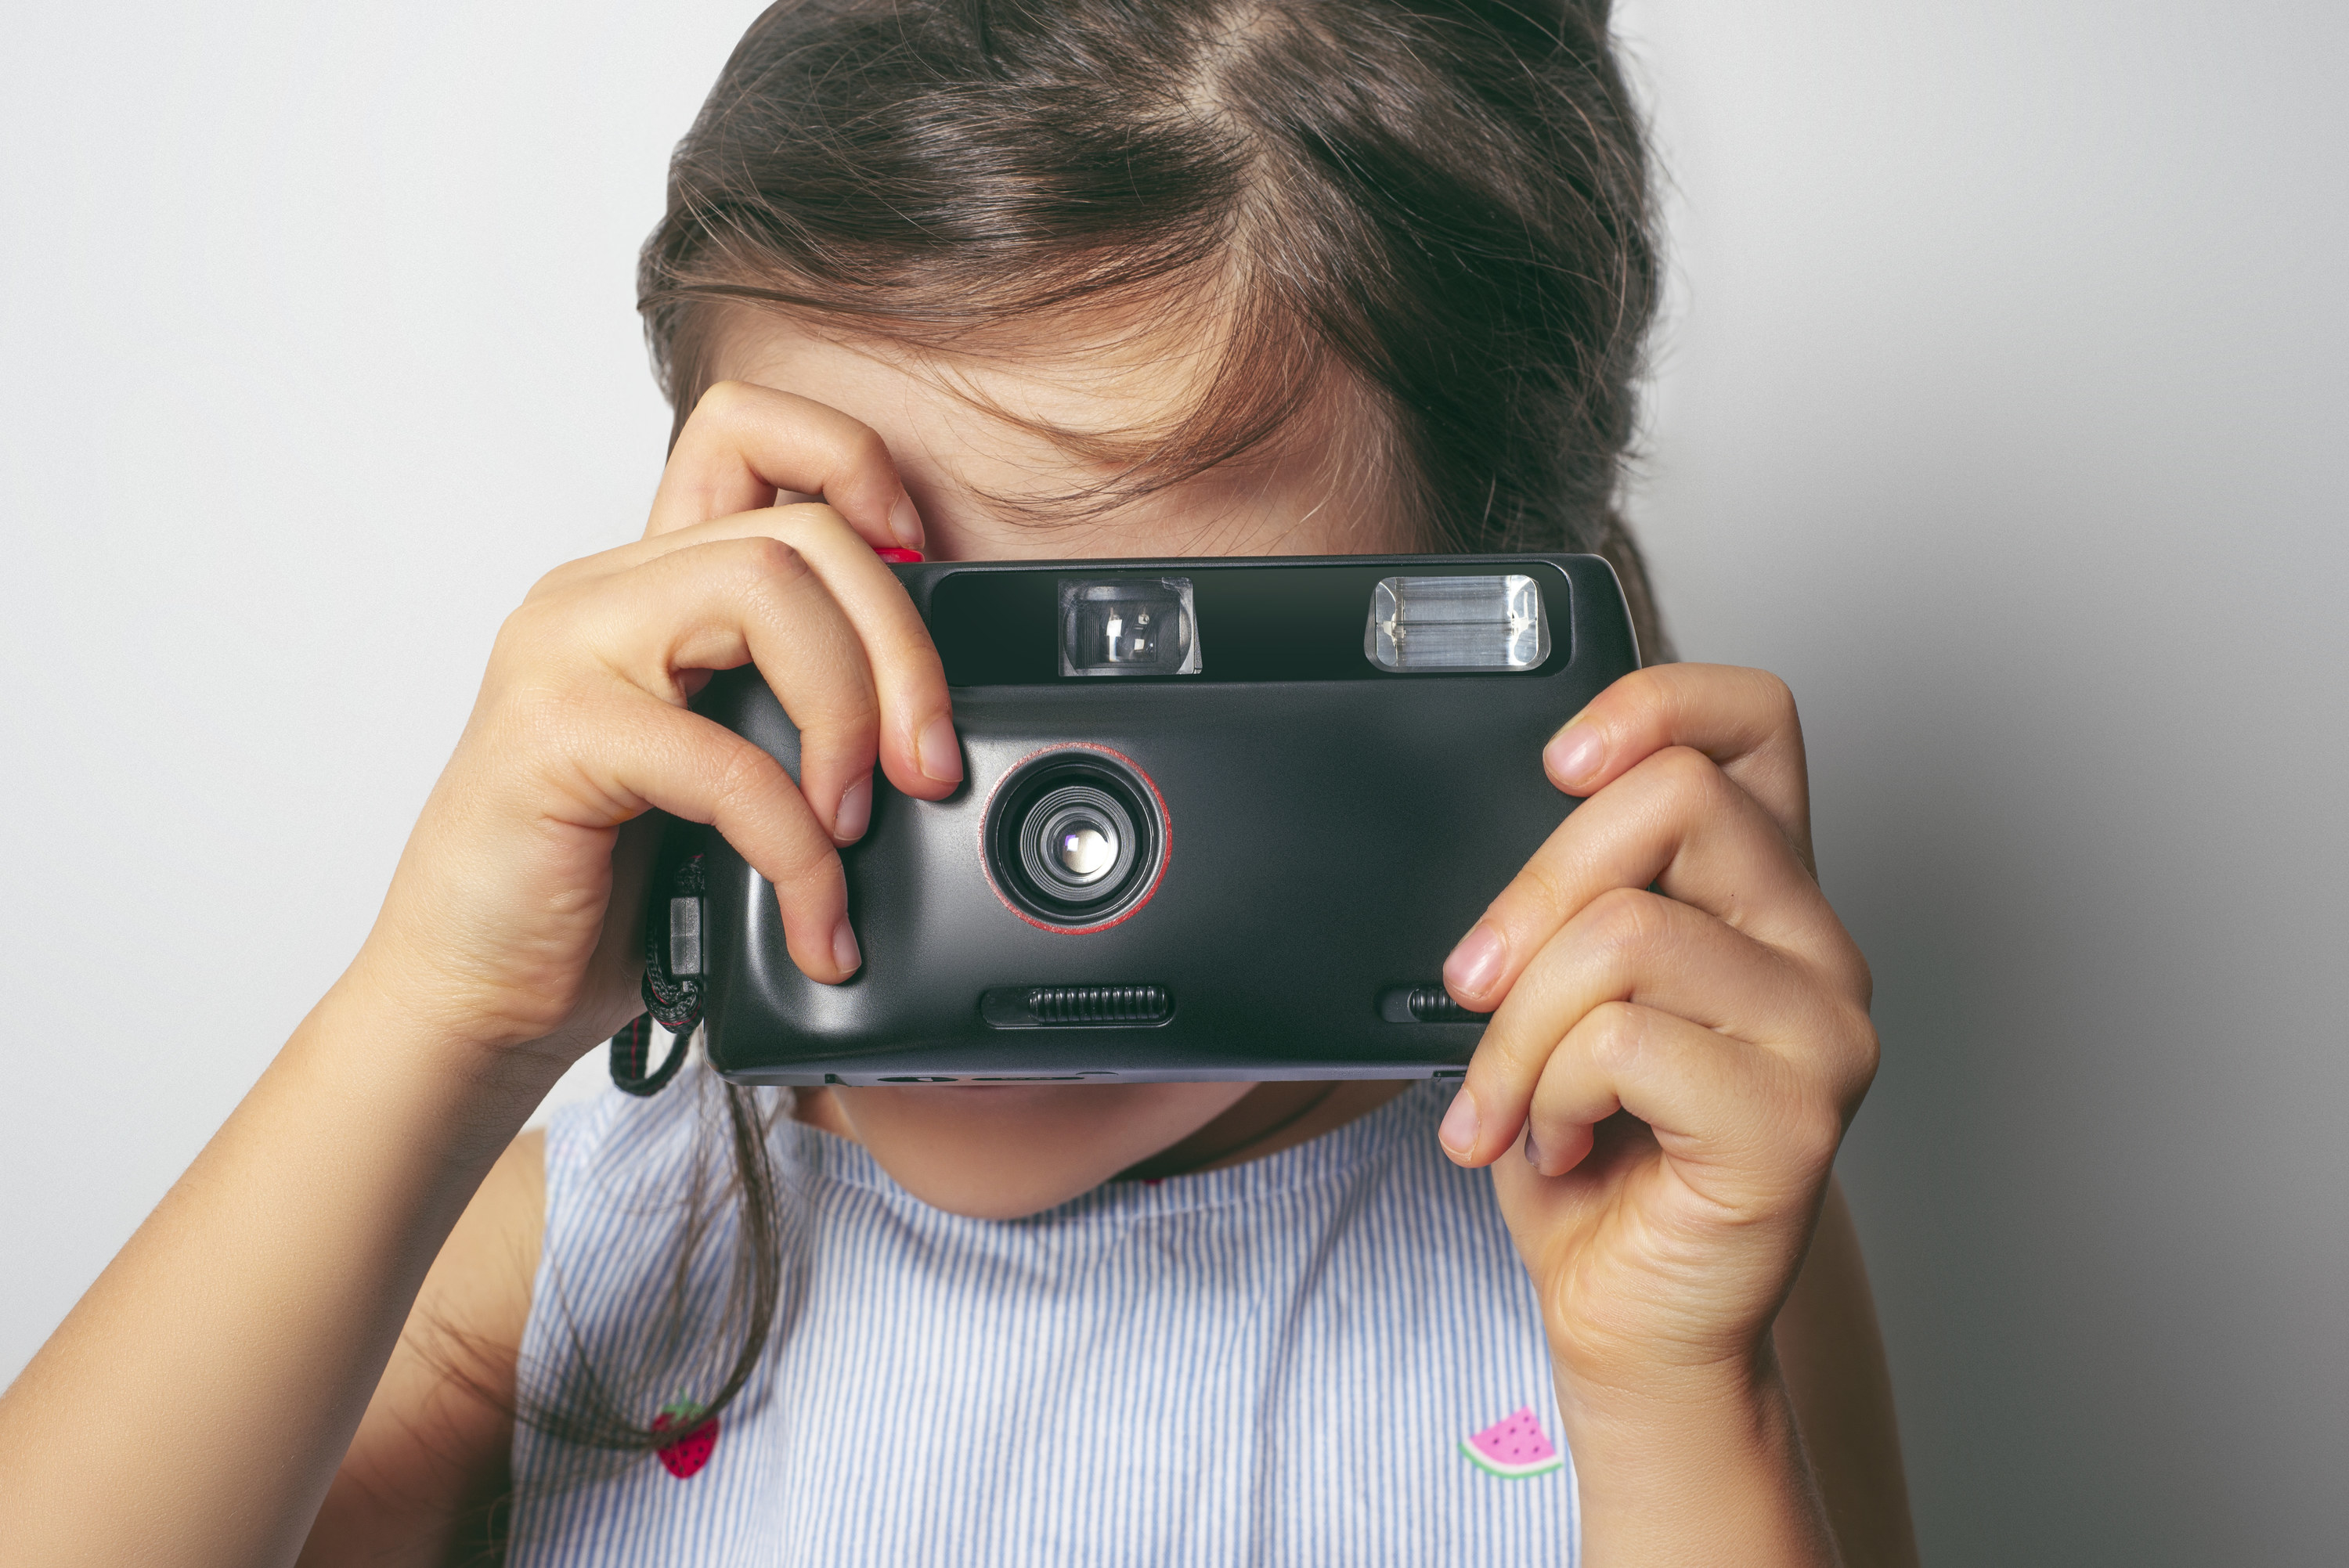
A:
[[508, 1065, 1579, 1566]]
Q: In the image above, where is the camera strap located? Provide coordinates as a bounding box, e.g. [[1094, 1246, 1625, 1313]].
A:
[[608, 835, 705, 1098], [608, 1012, 688, 1097]]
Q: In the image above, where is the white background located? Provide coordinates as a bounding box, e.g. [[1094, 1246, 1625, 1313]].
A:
[[3, 3, 2344, 1560]]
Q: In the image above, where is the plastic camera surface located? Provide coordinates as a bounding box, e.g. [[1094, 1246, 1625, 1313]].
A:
[[653, 553, 1640, 1085]]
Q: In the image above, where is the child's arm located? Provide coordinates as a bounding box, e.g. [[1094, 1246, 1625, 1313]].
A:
[[0, 384, 953, 1568], [0, 975, 560, 1568], [1776, 1177, 1918, 1567], [298, 1132, 546, 1566], [1438, 663, 1916, 1567]]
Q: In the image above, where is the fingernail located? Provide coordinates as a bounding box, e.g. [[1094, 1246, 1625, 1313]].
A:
[[1544, 723, 1606, 789], [916, 716, 963, 784], [1443, 922, 1505, 1000], [1524, 1128, 1543, 1170], [1439, 1087, 1481, 1157], [888, 494, 925, 550], [832, 916, 861, 976], [832, 774, 872, 842]]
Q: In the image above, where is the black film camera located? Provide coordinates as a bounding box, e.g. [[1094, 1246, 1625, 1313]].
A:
[[647, 553, 1640, 1085]]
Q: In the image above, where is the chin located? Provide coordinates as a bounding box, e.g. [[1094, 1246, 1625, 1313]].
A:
[[830, 1080, 1251, 1220]]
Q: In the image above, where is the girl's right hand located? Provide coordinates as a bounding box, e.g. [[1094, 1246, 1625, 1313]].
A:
[[351, 380, 962, 1075]]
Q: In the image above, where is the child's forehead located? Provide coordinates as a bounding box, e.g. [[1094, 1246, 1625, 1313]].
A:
[[711, 305, 1232, 469], [705, 307, 1408, 555]]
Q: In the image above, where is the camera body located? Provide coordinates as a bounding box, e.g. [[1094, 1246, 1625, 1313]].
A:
[[666, 553, 1639, 1085]]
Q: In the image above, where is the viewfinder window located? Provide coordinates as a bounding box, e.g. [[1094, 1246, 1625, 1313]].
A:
[[1059, 577, 1202, 676]]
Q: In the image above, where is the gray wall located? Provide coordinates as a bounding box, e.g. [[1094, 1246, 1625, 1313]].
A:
[[3, 3, 2342, 1561], [1618, 3, 2349, 1561]]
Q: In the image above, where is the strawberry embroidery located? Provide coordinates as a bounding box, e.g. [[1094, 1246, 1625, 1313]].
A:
[[652, 1398, 719, 1479]]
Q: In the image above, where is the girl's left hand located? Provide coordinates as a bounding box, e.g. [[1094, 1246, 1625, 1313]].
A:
[[1438, 663, 1878, 1412]]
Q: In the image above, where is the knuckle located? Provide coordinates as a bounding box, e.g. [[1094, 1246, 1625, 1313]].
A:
[[523, 555, 590, 602], [1626, 663, 1683, 726], [1607, 663, 1666, 713], [1583, 1000, 1651, 1077], [489, 597, 570, 676], [1844, 943, 1876, 1011], [876, 639, 948, 708], [1511, 856, 1574, 928], [692, 378, 758, 424], [1653, 742, 1716, 787], [1582, 885, 1672, 964], [1478, 1001, 1552, 1080], [729, 536, 814, 604], [803, 693, 883, 755], [778, 839, 845, 894], [841, 420, 892, 471], [779, 500, 853, 538], [1647, 744, 1727, 811], [1836, 1008, 1882, 1097], [489, 601, 539, 661], [712, 744, 828, 878], [1763, 1054, 1849, 1170], [846, 680, 885, 730], [1806, 929, 1876, 1024], [1748, 667, 1799, 728], [1783, 1096, 1846, 1172], [712, 737, 787, 815], [739, 533, 807, 577]]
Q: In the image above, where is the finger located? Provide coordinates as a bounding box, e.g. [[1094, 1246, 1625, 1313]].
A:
[[647, 380, 925, 551], [1443, 746, 1866, 1013], [1522, 1004, 1842, 1209], [563, 691, 859, 984], [1488, 1003, 1842, 1218], [1539, 665, 1812, 869], [1447, 889, 1873, 1166], [569, 535, 884, 844], [568, 506, 961, 798]]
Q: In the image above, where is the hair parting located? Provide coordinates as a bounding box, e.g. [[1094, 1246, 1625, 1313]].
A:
[[640, 0, 1668, 626]]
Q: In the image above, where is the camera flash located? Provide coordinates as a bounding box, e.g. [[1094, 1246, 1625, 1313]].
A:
[[1365, 574, 1549, 672]]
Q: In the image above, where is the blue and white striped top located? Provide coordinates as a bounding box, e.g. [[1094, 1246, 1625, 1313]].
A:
[[508, 1065, 1579, 1566]]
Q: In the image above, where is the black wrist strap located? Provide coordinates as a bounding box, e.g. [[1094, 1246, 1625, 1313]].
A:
[[608, 833, 707, 1098], [609, 1012, 689, 1097]]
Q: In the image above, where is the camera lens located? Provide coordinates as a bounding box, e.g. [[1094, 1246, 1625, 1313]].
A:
[[1018, 784, 1136, 904], [1047, 815, 1117, 882], [985, 752, 1165, 928]]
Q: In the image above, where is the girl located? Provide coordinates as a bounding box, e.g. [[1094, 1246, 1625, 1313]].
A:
[[0, 2, 1914, 1563]]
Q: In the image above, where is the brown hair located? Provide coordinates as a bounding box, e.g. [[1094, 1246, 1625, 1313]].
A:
[[514, 0, 1666, 1489], [643, 0, 1667, 643]]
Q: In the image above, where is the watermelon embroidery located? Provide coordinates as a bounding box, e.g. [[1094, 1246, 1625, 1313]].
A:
[[1460, 1406, 1564, 1479], [652, 1399, 718, 1480]]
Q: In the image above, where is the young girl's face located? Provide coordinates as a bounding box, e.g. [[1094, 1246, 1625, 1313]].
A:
[[707, 312, 1416, 1220]]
